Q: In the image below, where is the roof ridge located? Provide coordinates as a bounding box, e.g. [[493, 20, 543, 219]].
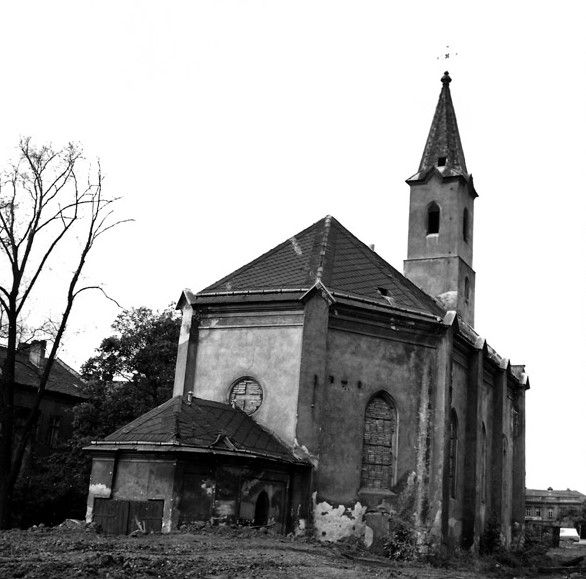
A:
[[315, 215, 332, 282]]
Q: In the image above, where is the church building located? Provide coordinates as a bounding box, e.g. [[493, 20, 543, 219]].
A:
[[85, 72, 528, 549]]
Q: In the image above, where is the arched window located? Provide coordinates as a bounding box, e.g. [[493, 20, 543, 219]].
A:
[[463, 208, 469, 242], [448, 410, 458, 499], [361, 393, 397, 490], [464, 277, 470, 304], [481, 423, 487, 504], [427, 202, 440, 235], [502, 436, 509, 511]]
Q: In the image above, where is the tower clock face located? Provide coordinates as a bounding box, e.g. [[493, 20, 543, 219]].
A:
[[229, 377, 263, 415]]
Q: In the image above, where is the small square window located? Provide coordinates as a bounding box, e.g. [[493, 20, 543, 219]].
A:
[[437, 156, 447, 167]]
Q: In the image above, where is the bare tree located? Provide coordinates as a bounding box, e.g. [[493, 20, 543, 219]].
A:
[[0, 138, 126, 528]]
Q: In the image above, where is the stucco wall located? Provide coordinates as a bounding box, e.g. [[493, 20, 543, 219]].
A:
[[406, 176, 474, 266], [191, 312, 304, 447], [316, 324, 436, 506], [449, 345, 469, 542]]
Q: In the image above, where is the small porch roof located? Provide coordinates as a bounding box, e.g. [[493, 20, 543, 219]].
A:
[[86, 395, 308, 465]]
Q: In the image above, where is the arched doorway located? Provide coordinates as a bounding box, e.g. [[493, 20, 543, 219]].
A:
[[254, 490, 269, 526]]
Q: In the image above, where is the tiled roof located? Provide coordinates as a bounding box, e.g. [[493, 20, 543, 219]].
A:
[[197, 215, 444, 318], [526, 488, 586, 500], [407, 71, 470, 184], [0, 347, 86, 399], [101, 396, 304, 464]]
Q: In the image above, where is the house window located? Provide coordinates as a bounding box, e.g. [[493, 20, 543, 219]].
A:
[[536, 507, 541, 517], [449, 410, 458, 499], [427, 202, 440, 235], [526, 506, 532, 517], [229, 377, 263, 415], [548, 508, 553, 519], [463, 208, 469, 242], [47, 415, 62, 448], [360, 393, 396, 490]]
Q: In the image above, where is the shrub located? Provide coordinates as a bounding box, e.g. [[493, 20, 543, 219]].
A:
[[380, 517, 418, 561], [479, 512, 501, 555]]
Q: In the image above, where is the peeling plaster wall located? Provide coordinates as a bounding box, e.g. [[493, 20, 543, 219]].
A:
[[312, 493, 367, 542], [317, 322, 436, 508], [448, 345, 469, 544], [191, 312, 304, 446], [85, 457, 115, 523]]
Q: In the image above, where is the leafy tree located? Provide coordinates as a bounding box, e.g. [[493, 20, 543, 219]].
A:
[[10, 307, 180, 528], [78, 307, 180, 438], [0, 139, 125, 528]]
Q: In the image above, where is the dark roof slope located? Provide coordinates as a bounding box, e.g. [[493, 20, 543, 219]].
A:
[[197, 215, 444, 318], [0, 347, 86, 399], [100, 396, 303, 464]]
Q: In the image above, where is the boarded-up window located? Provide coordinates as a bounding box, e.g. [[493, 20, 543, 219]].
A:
[[229, 377, 263, 415], [360, 394, 396, 489]]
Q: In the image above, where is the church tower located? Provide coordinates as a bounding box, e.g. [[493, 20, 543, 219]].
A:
[[404, 71, 477, 326]]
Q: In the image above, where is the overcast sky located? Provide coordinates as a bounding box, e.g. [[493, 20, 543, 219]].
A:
[[0, 1, 584, 492]]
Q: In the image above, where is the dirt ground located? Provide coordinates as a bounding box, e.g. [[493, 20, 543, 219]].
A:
[[0, 525, 585, 579]]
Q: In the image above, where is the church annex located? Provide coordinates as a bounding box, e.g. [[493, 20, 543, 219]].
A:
[[85, 72, 528, 548]]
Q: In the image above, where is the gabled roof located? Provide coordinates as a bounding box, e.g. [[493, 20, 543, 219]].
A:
[[194, 215, 444, 319], [407, 71, 473, 189], [95, 395, 305, 464], [0, 346, 86, 399]]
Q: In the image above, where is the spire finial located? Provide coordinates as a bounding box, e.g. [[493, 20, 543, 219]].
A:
[[441, 71, 451, 85]]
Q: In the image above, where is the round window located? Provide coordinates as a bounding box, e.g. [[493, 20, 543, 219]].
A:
[[229, 377, 263, 415]]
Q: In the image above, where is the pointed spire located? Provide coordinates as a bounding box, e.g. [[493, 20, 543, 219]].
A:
[[408, 71, 469, 183]]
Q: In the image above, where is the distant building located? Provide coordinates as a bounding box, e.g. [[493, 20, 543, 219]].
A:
[[525, 487, 586, 540], [86, 72, 529, 549], [0, 340, 87, 455]]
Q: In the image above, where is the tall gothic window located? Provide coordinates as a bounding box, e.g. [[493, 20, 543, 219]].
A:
[[481, 423, 487, 504], [427, 202, 440, 235], [449, 410, 458, 499], [502, 435, 509, 511], [463, 208, 469, 242], [360, 393, 396, 490]]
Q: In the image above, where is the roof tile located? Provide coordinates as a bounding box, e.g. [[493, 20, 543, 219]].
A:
[[197, 216, 443, 318], [103, 396, 302, 463]]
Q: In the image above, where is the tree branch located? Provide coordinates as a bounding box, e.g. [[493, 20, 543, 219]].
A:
[[73, 286, 123, 308]]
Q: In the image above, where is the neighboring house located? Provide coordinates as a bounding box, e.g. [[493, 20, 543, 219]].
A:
[[0, 340, 87, 455], [85, 72, 529, 549], [525, 488, 586, 541]]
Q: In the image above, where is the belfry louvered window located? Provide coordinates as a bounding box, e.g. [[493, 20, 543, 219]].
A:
[[360, 394, 396, 489]]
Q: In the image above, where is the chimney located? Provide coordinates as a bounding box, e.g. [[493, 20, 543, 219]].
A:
[[28, 340, 46, 367]]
